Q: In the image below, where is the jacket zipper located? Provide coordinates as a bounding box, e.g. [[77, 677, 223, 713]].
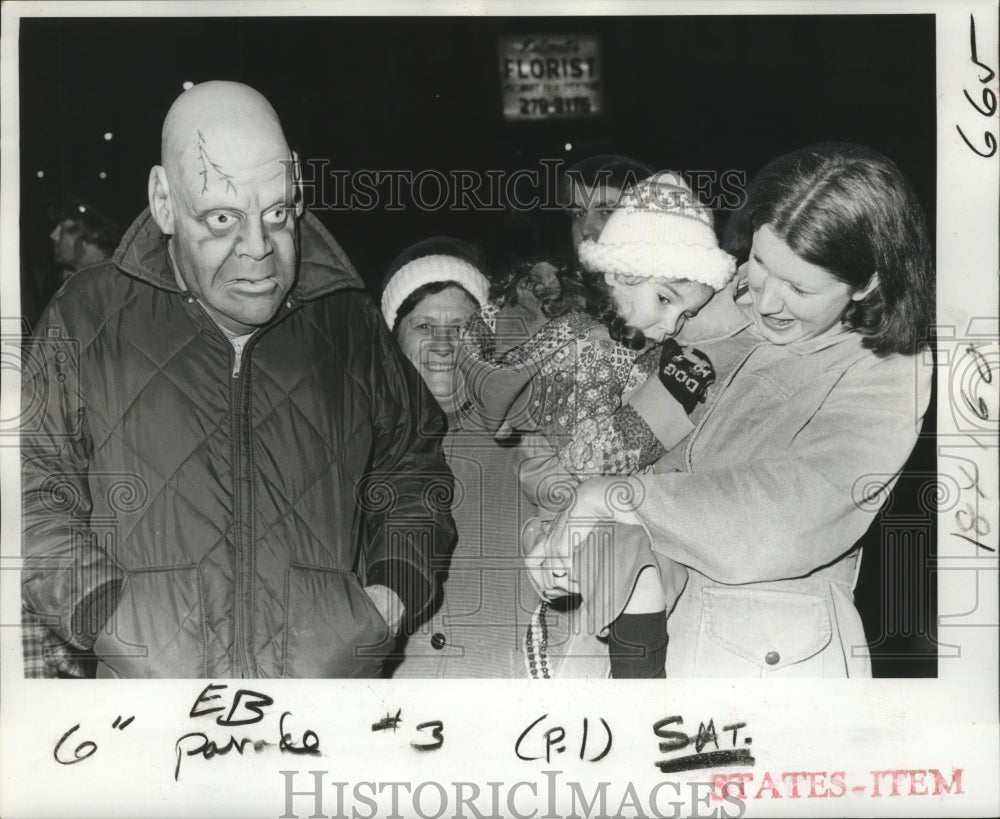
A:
[[230, 339, 254, 677], [229, 297, 299, 678], [184, 294, 299, 677]]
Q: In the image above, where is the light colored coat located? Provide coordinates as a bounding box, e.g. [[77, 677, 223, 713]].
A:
[[628, 286, 932, 677], [390, 296, 555, 678], [389, 412, 539, 678]]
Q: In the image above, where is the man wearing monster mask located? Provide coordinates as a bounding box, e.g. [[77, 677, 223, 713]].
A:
[[21, 81, 455, 678]]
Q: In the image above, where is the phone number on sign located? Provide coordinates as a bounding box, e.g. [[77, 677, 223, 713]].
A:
[[518, 96, 594, 116]]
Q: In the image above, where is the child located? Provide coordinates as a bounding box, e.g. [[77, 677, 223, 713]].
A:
[[459, 174, 737, 678]]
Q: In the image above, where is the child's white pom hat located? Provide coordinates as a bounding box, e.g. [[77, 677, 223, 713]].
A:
[[577, 172, 736, 292]]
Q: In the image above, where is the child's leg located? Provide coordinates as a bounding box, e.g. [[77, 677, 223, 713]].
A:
[[609, 565, 668, 678], [620, 562, 666, 612], [571, 523, 687, 678], [608, 557, 689, 678]]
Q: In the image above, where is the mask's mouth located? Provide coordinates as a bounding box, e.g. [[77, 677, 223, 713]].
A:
[[228, 277, 278, 295]]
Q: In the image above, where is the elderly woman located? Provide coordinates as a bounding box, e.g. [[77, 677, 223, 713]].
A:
[[527, 143, 934, 677], [379, 236, 545, 677]]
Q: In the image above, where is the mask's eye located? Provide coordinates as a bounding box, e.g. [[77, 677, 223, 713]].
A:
[[205, 212, 238, 233], [263, 207, 289, 228]]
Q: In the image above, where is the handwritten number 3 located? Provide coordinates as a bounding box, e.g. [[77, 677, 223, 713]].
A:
[[411, 720, 444, 751]]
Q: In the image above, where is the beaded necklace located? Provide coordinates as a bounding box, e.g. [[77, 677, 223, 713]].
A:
[[525, 600, 552, 679]]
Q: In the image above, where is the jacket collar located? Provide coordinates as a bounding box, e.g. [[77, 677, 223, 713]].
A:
[[112, 208, 365, 300], [675, 277, 754, 344]]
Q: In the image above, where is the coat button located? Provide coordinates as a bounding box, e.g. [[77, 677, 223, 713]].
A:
[[764, 651, 780, 666], [431, 633, 446, 650]]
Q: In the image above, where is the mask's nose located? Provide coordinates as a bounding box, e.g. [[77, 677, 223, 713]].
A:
[[235, 219, 273, 261]]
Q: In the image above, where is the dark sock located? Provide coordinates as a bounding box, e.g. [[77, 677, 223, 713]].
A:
[[609, 611, 667, 679]]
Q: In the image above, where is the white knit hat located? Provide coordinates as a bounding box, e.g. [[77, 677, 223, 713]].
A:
[[577, 173, 736, 291], [381, 254, 491, 329]]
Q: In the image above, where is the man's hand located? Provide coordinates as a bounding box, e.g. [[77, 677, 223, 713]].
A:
[[364, 584, 405, 636]]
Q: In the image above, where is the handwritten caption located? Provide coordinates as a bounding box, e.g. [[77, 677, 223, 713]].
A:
[[173, 684, 320, 780], [952, 342, 996, 553], [956, 14, 998, 158], [52, 685, 450, 782]]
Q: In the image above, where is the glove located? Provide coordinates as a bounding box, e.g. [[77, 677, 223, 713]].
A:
[[657, 338, 717, 415]]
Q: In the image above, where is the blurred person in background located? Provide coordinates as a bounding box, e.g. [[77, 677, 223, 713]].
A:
[[48, 191, 124, 282], [560, 154, 654, 250], [21, 189, 126, 332]]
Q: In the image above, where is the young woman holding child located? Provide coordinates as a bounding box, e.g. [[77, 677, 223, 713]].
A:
[[527, 143, 935, 678]]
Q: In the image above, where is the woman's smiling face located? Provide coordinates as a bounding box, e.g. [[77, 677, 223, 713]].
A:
[[746, 224, 874, 345], [396, 285, 478, 412]]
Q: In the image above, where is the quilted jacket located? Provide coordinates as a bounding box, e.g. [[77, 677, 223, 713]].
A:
[[21, 209, 456, 678]]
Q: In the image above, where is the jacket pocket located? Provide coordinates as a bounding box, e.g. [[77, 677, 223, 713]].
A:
[[699, 586, 833, 677], [93, 566, 207, 678], [282, 566, 391, 678]]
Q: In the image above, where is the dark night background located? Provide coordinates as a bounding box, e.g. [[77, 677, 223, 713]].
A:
[[18, 13, 939, 676]]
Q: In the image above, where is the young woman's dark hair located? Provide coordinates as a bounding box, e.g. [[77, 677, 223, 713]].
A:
[[492, 254, 648, 351], [391, 280, 479, 336], [722, 142, 934, 356]]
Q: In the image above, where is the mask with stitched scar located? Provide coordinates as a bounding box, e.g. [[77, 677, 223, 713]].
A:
[[147, 80, 303, 335]]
